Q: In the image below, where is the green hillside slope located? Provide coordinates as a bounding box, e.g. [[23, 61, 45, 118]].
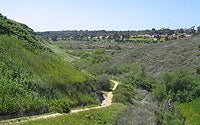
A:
[[113, 36, 200, 77], [0, 14, 99, 119], [66, 35, 200, 124]]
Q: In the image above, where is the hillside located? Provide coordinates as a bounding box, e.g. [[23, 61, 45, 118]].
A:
[[0, 14, 100, 119], [1, 13, 199, 124], [112, 36, 200, 77], [55, 36, 200, 124]]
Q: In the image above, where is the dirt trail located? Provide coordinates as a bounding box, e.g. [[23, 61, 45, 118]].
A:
[[71, 80, 119, 114], [1, 80, 119, 124]]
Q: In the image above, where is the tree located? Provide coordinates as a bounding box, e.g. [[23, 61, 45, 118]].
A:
[[179, 28, 184, 33], [197, 26, 200, 32], [151, 28, 156, 35], [96, 75, 111, 91], [124, 33, 130, 40], [52, 35, 57, 41], [190, 26, 195, 34], [113, 33, 120, 42], [165, 36, 169, 41]]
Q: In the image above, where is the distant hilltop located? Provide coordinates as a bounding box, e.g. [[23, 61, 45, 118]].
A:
[[37, 26, 200, 43]]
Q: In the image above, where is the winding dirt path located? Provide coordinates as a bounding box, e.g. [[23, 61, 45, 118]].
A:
[[1, 80, 119, 124]]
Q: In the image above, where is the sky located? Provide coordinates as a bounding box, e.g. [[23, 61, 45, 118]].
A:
[[0, 0, 200, 31]]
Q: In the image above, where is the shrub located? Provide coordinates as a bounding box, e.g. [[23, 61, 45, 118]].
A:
[[113, 84, 135, 104], [159, 106, 185, 125], [196, 67, 200, 74], [156, 68, 200, 103], [49, 99, 70, 113], [153, 83, 167, 102], [124, 66, 156, 92], [96, 75, 111, 91]]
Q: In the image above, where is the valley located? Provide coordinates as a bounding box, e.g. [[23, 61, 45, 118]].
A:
[[0, 13, 200, 125]]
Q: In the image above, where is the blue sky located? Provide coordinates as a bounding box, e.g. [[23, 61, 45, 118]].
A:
[[0, 0, 200, 31]]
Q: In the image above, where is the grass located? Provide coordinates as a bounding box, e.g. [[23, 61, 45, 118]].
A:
[[177, 98, 200, 125], [114, 35, 200, 77], [0, 14, 99, 117], [110, 80, 115, 89], [53, 35, 200, 78], [129, 37, 153, 43], [48, 35, 200, 124], [43, 42, 79, 63], [19, 103, 125, 125]]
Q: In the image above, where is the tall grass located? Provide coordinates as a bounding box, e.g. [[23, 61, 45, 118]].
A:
[[19, 103, 125, 125], [177, 98, 200, 124]]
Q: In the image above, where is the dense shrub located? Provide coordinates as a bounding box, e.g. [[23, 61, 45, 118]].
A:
[[49, 99, 70, 113], [154, 68, 200, 103], [0, 75, 47, 116], [196, 67, 200, 74], [113, 84, 135, 104], [96, 75, 111, 91], [124, 66, 156, 92], [159, 106, 185, 125]]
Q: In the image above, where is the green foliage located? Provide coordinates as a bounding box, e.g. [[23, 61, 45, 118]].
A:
[[96, 75, 111, 91], [0, 14, 49, 53], [153, 82, 167, 102], [80, 49, 111, 64], [0, 15, 99, 117], [152, 68, 200, 124], [0, 35, 97, 116], [19, 103, 125, 125], [113, 84, 135, 104], [196, 67, 200, 74], [128, 37, 154, 43], [49, 99, 70, 113], [113, 35, 200, 77], [74, 49, 112, 76], [159, 106, 185, 125], [0, 74, 48, 116], [124, 66, 156, 91], [178, 98, 200, 124], [155, 68, 200, 103], [158, 37, 166, 42]]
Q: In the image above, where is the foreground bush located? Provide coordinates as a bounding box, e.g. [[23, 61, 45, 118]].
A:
[[49, 99, 70, 113]]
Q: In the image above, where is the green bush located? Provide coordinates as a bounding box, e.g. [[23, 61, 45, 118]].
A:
[[178, 98, 200, 124], [196, 67, 200, 74], [158, 68, 200, 103], [49, 99, 70, 113], [124, 66, 156, 91], [153, 83, 167, 102], [113, 84, 135, 104], [96, 75, 111, 91], [159, 106, 185, 125]]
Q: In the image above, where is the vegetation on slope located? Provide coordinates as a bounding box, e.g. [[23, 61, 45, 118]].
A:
[[19, 103, 125, 125], [177, 98, 200, 124], [56, 37, 200, 124], [0, 14, 100, 118], [25, 19, 200, 124], [113, 36, 200, 77], [153, 68, 200, 103]]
